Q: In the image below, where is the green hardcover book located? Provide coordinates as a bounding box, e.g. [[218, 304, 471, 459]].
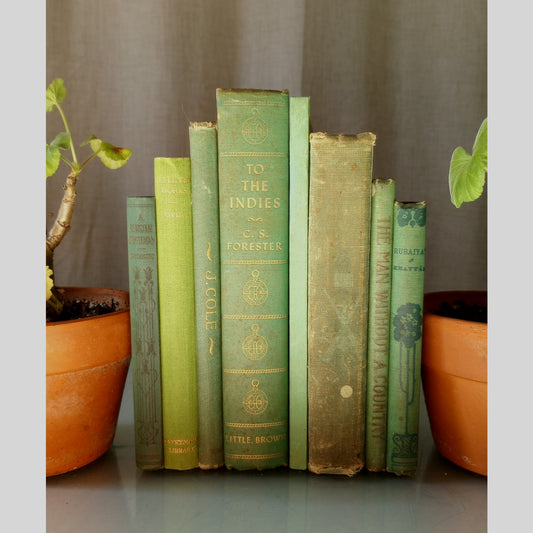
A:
[[154, 157, 199, 470], [386, 201, 427, 476], [288, 96, 310, 471], [307, 131, 375, 476], [216, 88, 289, 470], [365, 178, 396, 472], [189, 122, 224, 470], [126, 196, 164, 470]]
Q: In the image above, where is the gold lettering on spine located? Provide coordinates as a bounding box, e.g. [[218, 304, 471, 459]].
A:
[[164, 437, 198, 455], [204, 269, 218, 331], [370, 375, 388, 439]]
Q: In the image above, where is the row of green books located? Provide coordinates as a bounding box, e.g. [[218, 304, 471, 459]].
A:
[[126, 88, 426, 476]]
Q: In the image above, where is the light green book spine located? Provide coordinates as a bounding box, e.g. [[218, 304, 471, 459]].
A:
[[289, 96, 310, 470], [189, 122, 224, 470], [365, 178, 396, 472], [216, 88, 289, 470], [154, 157, 199, 470], [386, 201, 427, 476], [307, 132, 375, 476], [126, 196, 164, 470]]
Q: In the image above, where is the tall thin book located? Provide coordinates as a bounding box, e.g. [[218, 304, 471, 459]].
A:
[[307, 131, 376, 476], [386, 200, 427, 476], [154, 157, 199, 470], [365, 178, 396, 472], [189, 122, 224, 470], [289, 96, 310, 470], [216, 88, 290, 470], [126, 196, 164, 470]]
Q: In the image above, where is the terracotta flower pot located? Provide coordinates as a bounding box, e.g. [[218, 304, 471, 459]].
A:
[[421, 290, 487, 476], [46, 287, 131, 477]]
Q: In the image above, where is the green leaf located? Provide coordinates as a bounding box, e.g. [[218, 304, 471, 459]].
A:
[[46, 145, 60, 177], [85, 135, 132, 169], [46, 78, 66, 112], [449, 118, 488, 208], [50, 131, 71, 151]]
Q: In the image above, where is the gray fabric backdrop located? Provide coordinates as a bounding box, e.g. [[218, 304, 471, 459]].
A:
[[46, 0, 487, 294]]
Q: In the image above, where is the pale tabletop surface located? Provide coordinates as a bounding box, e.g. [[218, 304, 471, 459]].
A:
[[47, 375, 487, 533]]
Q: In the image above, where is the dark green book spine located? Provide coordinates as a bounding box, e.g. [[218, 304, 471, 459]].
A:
[[189, 122, 224, 470], [307, 132, 376, 476], [365, 178, 396, 472], [289, 96, 310, 470], [126, 196, 164, 470], [386, 201, 427, 476], [216, 88, 289, 470]]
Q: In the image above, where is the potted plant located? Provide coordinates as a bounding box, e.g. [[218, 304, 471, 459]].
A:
[[46, 78, 133, 476], [421, 118, 488, 476]]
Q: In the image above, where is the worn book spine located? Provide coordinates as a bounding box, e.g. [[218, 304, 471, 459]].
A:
[[189, 122, 224, 470], [126, 196, 164, 470], [154, 157, 199, 470], [365, 178, 396, 472], [386, 201, 427, 476], [216, 88, 289, 470], [307, 131, 376, 476], [288, 96, 310, 471]]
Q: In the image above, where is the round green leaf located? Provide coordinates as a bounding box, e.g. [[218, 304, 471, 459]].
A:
[[449, 119, 487, 208], [46, 145, 60, 178], [50, 131, 71, 151], [87, 135, 132, 169], [46, 78, 66, 112]]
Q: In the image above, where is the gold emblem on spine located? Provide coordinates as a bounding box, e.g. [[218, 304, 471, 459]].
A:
[[242, 324, 268, 361], [242, 270, 268, 306], [242, 108, 268, 145], [243, 379, 269, 415]]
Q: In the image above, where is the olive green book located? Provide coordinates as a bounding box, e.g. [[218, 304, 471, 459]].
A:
[[307, 132, 375, 476], [289, 96, 310, 471], [154, 157, 199, 470], [189, 122, 224, 470], [126, 196, 164, 470], [365, 178, 396, 472], [216, 88, 289, 470], [386, 201, 427, 476]]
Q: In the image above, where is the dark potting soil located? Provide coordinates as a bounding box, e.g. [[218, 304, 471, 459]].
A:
[[51, 297, 121, 322], [434, 300, 487, 323]]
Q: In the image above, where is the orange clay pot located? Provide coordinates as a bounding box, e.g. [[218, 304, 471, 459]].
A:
[[421, 290, 487, 476], [46, 287, 131, 477]]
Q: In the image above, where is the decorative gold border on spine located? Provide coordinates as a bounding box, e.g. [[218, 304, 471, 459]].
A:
[[225, 453, 287, 460], [223, 260, 288, 265], [223, 368, 288, 374], [225, 421, 288, 428], [224, 314, 288, 320]]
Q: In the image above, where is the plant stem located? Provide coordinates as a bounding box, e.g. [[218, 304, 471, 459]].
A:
[[46, 168, 79, 257], [55, 101, 79, 168]]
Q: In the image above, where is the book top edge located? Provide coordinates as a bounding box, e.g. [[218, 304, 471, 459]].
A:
[[154, 157, 190, 162], [189, 121, 217, 129], [310, 131, 376, 145], [395, 200, 427, 208], [154, 157, 191, 173], [216, 88, 289, 95]]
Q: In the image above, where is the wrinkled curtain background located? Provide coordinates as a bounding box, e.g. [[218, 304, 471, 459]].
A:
[[46, 0, 487, 294]]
